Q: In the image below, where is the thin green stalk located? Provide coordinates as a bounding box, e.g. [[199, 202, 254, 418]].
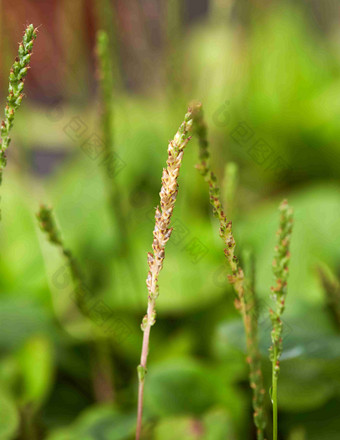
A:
[[94, 0, 121, 88], [223, 162, 238, 219], [96, 31, 132, 260], [269, 200, 293, 440], [317, 265, 340, 329], [0, 24, 37, 215], [96, 31, 114, 170], [210, 0, 234, 23], [37, 205, 115, 403], [136, 108, 193, 440], [36, 205, 83, 291], [192, 102, 266, 440], [165, 0, 185, 106], [272, 348, 278, 440], [21, 406, 38, 440], [92, 340, 115, 403], [243, 250, 266, 440], [96, 30, 140, 304]]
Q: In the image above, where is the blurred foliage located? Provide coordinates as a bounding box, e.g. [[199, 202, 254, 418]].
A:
[[1, 1, 340, 439]]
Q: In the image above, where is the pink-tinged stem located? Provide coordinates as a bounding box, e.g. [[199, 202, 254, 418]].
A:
[[136, 301, 154, 440]]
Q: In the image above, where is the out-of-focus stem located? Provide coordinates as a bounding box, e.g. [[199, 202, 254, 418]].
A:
[[95, 0, 121, 87], [21, 406, 37, 440], [317, 265, 340, 330], [96, 30, 128, 255], [210, 0, 233, 23], [36, 205, 83, 288], [223, 162, 238, 219], [37, 204, 115, 403], [92, 340, 115, 403]]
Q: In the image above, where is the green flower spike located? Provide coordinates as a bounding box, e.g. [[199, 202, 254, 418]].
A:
[[0, 24, 38, 186]]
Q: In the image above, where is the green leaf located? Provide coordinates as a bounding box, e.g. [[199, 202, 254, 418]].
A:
[[17, 335, 54, 411], [202, 408, 236, 440], [0, 299, 57, 351], [278, 359, 336, 412], [154, 416, 202, 440], [144, 359, 219, 417], [0, 391, 19, 439], [153, 408, 236, 440], [240, 185, 340, 306], [283, 398, 340, 440], [46, 405, 136, 440], [215, 308, 340, 361]]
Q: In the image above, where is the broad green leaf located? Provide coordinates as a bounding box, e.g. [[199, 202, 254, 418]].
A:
[[0, 299, 57, 351], [46, 405, 135, 440], [0, 391, 19, 439], [283, 399, 340, 440], [17, 335, 54, 411], [288, 426, 306, 440], [278, 359, 337, 412], [215, 311, 340, 361], [154, 416, 202, 440], [144, 359, 218, 416], [154, 409, 236, 440], [203, 408, 236, 440]]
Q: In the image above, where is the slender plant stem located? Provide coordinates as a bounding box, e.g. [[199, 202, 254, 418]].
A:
[[21, 406, 37, 440], [165, 0, 184, 104], [95, 0, 121, 88], [36, 205, 83, 287], [136, 306, 153, 440], [243, 250, 265, 440], [269, 200, 293, 440], [96, 30, 141, 301], [272, 348, 278, 440], [92, 340, 115, 403], [318, 266, 340, 329], [223, 162, 238, 219], [192, 102, 266, 439], [96, 30, 127, 253], [36, 204, 86, 310], [135, 109, 193, 440], [37, 205, 116, 402]]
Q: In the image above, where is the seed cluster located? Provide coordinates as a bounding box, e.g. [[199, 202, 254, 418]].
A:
[[269, 199, 293, 374], [0, 24, 37, 185], [192, 103, 242, 293], [37, 205, 63, 247], [142, 109, 193, 331]]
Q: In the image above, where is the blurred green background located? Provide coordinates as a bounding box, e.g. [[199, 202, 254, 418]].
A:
[[1, 0, 340, 439]]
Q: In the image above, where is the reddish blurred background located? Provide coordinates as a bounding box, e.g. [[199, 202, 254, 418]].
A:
[[0, 0, 211, 105]]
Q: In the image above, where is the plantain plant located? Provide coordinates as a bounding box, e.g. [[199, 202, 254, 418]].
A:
[[36, 98, 294, 440], [0, 24, 37, 217], [269, 200, 293, 440], [0, 20, 302, 440], [135, 108, 194, 440], [133, 101, 294, 440], [192, 102, 267, 440], [36, 205, 84, 298]]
